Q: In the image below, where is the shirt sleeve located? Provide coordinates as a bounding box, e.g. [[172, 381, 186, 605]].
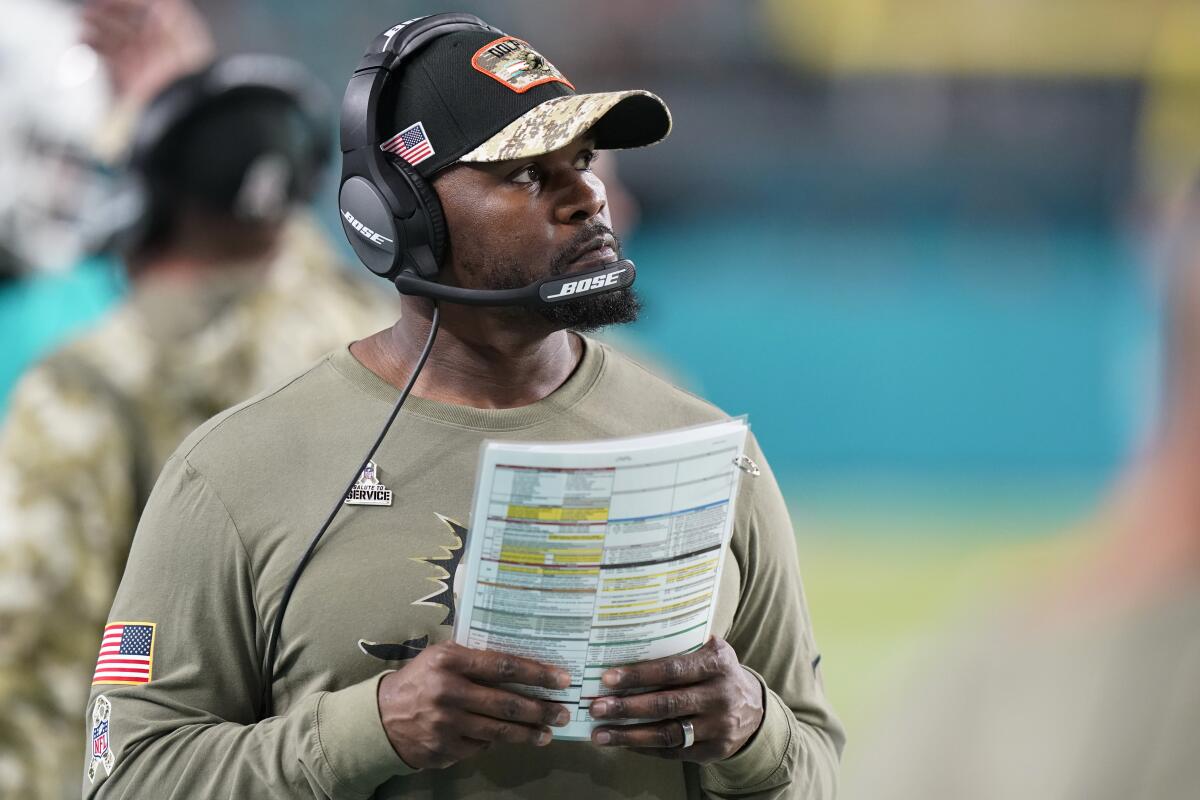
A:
[[82, 455, 413, 799], [0, 365, 137, 800], [698, 435, 846, 799]]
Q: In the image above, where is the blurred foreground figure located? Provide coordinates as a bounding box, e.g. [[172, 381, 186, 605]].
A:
[[845, 191, 1200, 800], [0, 0, 121, 404], [0, 0, 117, 278], [0, 55, 396, 799]]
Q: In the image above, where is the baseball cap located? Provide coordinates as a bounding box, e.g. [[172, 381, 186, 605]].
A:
[[380, 28, 671, 177]]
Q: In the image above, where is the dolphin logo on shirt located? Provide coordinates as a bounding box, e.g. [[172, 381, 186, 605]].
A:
[[358, 513, 465, 662]]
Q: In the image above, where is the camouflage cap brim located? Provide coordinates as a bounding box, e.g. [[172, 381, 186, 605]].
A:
[[457, 90, 671, 163]]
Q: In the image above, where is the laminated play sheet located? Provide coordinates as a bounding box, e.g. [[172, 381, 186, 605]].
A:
[[453, 418, 750, 740]]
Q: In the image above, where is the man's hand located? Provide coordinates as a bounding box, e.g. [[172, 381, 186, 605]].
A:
[[80, 0, 214, 107], [378, 642, 572, 770], [588, 637, 764, 763]]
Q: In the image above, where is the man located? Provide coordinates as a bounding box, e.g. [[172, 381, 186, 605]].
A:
[[0, 51, 398, 800], [82, 18, 844, 799]]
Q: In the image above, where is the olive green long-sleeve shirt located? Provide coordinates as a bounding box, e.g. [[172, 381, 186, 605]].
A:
[[84, 338, 844, 798]]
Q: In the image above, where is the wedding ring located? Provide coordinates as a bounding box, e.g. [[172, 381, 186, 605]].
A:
[[680, 718, 695, 748]]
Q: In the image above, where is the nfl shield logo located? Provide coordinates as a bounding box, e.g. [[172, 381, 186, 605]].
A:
[[88, 695, 115, 783], [92, 719, 109, 758]]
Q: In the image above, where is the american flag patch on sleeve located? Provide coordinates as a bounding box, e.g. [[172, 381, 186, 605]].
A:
[[92, 622, 156, 685]]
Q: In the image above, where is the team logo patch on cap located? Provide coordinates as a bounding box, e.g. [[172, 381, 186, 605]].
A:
[[471, 37, 574, 94]]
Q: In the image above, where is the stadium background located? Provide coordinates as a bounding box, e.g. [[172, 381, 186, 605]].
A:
[[5, 0, 1197, 770]]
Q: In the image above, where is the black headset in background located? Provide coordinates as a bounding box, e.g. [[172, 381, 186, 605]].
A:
[[96, 54, 332, 258], [262, 14, 636, 715]]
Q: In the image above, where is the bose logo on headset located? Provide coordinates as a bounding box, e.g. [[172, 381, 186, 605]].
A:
[[545, 268, 626, 300], [342, 209, 393, 246]]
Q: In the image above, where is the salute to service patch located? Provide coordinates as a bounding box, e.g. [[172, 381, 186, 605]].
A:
[[471, 36, 574, 93], [88, 695, 115, 783], [92, 622, 156, 685], [344, 459, 394, 506]]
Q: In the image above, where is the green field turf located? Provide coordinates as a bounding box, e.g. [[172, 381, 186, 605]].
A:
[[785, 481, 1103, 732]]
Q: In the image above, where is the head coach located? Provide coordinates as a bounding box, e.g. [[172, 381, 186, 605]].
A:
[[82, 13, 844, 799]]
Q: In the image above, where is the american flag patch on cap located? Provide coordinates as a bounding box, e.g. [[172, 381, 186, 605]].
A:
[[92, 622, 156, 685], [380, 121, 435, 167]]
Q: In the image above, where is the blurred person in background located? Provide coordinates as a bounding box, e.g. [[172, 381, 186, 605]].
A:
[[843, 184, 1200, 800], [0, 4, 397, 798], [0, 0, 220, 408], [0, 0, 121, 404]]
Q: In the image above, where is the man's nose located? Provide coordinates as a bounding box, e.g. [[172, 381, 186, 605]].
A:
[[554, 170, 607, 225]]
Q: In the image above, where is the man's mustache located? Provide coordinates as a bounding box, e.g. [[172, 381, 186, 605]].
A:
[[549, 224, 620, 275]]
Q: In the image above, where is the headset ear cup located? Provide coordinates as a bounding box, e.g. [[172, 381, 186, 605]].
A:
[[392, 159, 447, 276]]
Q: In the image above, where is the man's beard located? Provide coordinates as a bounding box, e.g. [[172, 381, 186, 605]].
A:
[[470, 225, 641, 332]]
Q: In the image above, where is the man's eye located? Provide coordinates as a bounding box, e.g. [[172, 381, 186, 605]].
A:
[[575, 151, 599, 170], [511, 165, 541, 184]]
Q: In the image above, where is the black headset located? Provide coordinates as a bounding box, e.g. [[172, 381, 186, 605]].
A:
[[338, 13, 498, 283], [337, 13, 636, 307], [97, 55, 332, 257]]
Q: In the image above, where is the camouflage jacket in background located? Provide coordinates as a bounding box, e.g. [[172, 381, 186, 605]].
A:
[[0, 216, 398, 799]]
